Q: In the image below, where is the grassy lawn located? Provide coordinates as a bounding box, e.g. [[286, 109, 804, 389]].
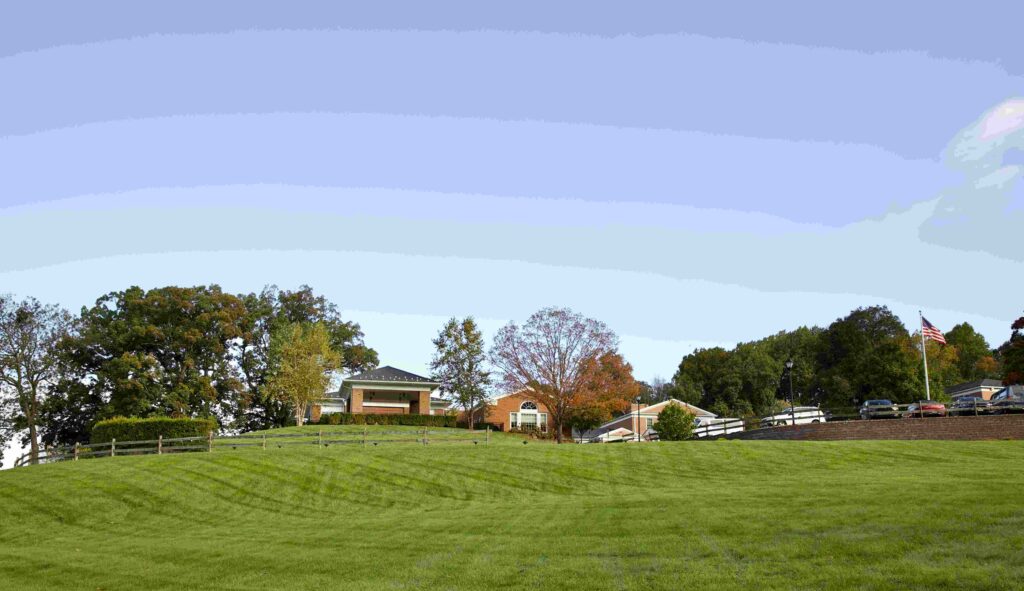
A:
[[1, 432, 1022, 590]]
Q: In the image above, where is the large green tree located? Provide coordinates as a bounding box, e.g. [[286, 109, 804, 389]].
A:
[[238, 285, 378, 431], [0, 296, 74, 463], [670, 347, 732, 410], [816, 306, 921, 407], [430, 317, 490, 429], [945, 322, 1000, 382], [266, 323, 342, 427], [59, 286, 247, 422]]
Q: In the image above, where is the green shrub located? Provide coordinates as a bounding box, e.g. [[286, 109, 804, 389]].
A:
[[314, 413, 457, 427], [655, 404, 696, 441], [91, 416, 217, 444]]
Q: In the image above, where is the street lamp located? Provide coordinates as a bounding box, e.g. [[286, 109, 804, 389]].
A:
[[635, 396, 642, 442], [785, 359, 796, 426]]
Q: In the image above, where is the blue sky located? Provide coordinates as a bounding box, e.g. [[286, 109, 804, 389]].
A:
[[1, 2, 1022, 385]]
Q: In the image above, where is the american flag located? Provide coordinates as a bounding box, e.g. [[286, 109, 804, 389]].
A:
[[922, 317, 946, 344]]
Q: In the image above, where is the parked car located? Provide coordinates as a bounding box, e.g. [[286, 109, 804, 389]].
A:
[[859, 399, 900, 420], [692, 416, 745, 438], [948, 397, 994, 416], [990, 386, 1024, 414], [760, 406, 826, 428], [903, 400, 947, 418]]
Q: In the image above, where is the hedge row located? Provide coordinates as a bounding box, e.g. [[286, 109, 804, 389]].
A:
[[317, 413, 458, 427], [92, 417, 218, 443]]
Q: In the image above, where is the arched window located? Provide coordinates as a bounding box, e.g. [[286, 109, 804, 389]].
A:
[[520, 400, 538, 411]]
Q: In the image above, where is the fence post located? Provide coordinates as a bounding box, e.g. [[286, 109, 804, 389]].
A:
[[486, 425, 490, 445], [422, 426, 427, 446], [262, 433, 267, 450], [318, 429, 323, 447], [363, 426, 367, 447], [207, 431, 213, 453], [111, 438, 116, 458], [157, 435, 162, 455], [74, 442, 79, 461]]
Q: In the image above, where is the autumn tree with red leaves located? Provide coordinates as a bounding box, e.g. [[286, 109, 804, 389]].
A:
[[567, 352, 641, 439], [490, 307, 619, 443]]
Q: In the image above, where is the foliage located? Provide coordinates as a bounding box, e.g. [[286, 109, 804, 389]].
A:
[[430, 317, 491, 429], [567, 352, 640, 434], [315, 412, 457, 427], [91, 416, 217, 444], [238, 285, 378, 431], [1003, 313, 1024, 385], [58, 285, 247, 422], [265, 322, 341, 428], [815, 306, 922, 407], [0, 295, 74, 463], [654, 403, 695, 441], [912, 332, 960, 401], [945, 323, 1000, 381], [490, 307, 619, 443]]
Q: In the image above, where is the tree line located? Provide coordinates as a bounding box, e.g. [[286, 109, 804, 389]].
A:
[[3, 288, 1022, 459], [0, 285, 377, 462], [663, 305, 1022, 419]]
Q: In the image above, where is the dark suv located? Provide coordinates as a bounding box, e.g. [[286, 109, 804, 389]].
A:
[[859, 399, 899, 420], [990, 387, 1024, 414]]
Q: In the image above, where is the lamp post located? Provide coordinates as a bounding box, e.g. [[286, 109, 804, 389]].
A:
[[635, 396, 642, 442], [785, 359, 796, 426]]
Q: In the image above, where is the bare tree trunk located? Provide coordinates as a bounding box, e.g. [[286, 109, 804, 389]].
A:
[[295, 403, 306, 427], [468, 405, 475, 431]]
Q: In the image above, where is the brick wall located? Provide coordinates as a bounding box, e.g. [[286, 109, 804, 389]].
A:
[[720, 415, 1024, 441]]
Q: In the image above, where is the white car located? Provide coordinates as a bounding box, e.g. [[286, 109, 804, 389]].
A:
[[692, 416, 745, 438], [760, 406, 826, 428]]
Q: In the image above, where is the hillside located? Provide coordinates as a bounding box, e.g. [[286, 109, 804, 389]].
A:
[[1, 433, 1022, 590]]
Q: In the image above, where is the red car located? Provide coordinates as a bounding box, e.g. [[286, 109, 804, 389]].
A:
[[903, 400, 947, 418]]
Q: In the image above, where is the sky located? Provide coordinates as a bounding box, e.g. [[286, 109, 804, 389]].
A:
[[1, 2, 1022, 399]]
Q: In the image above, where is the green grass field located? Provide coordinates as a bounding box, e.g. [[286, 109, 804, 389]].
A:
[[1, 427, 1022, 590]]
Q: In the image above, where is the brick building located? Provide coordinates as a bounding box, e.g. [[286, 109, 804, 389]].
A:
[[944, 378, 1005, 401], [310, 366, 450, 423]]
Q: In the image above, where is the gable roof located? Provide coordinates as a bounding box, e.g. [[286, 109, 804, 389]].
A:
[[945, 379, 1005, 394], [345, 366, 439, 385], [597, 398, 713, 431]]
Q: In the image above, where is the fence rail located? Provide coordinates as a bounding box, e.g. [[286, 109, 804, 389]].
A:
[[12, 427, 491, 468]]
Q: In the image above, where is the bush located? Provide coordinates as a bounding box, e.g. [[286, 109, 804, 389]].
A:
[[311, 413, 457, 428], [655, 404, 696, 441], [91, 416, 217, 444], [318, 413, 343, 425]]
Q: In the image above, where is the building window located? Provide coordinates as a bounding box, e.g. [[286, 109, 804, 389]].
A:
[[645, 417, 654, 430], [509, 412, 518, 428], [520, 401, 538, 411]]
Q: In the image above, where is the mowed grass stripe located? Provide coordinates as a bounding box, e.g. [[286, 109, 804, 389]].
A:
[[1, 434, 1022, 590]]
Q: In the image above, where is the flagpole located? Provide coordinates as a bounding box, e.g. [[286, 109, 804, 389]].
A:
[[920, 311, 931, 401]]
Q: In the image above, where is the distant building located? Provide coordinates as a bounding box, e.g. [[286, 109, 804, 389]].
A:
[[576, 399, 715, 443], [944, 379, 1005, 401], [310, 366, 449, 423]]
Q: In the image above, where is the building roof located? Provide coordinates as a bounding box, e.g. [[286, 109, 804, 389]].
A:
[[945, 379, 1005, 394], [345, 365, 440, 385], [596, 398, 714, 431]]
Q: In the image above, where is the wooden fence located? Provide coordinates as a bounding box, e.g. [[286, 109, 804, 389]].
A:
[[12, 427, 490, 468]]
